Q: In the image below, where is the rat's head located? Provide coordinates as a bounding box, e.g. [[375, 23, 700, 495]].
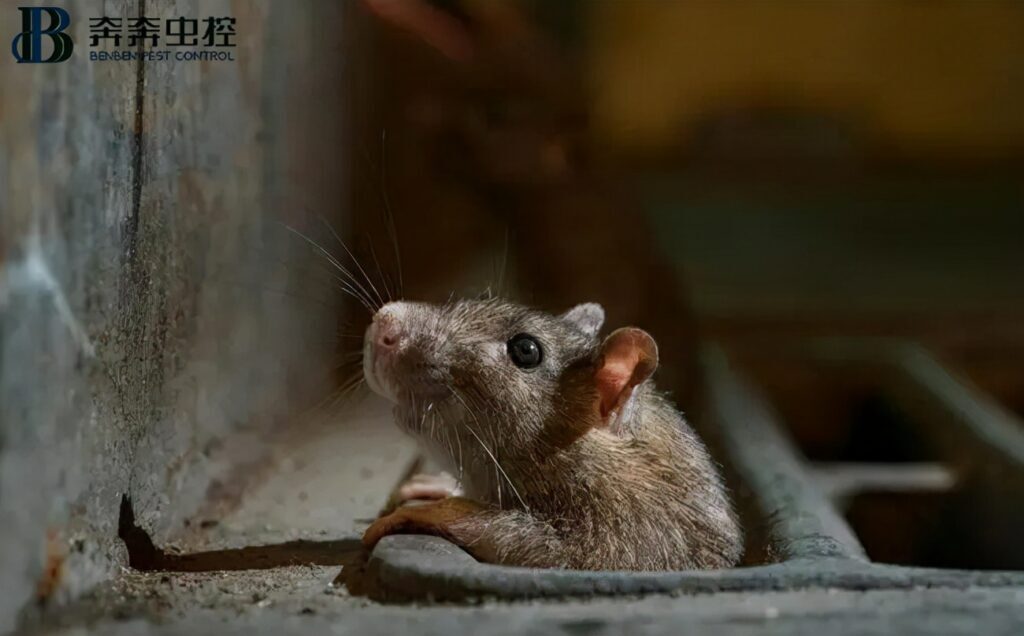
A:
[[363, 298, 659, 458]]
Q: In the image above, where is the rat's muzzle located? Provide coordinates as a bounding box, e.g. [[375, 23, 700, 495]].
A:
[[364, 302, 449, 404]]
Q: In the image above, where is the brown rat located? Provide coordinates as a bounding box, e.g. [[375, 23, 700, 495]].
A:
[[361, 298, 741, 570]]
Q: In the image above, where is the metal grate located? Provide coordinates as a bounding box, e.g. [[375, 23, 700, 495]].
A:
[[356, 341, 1024, 601]]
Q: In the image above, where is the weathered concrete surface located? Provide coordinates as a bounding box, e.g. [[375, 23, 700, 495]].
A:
[[1, 2, 138, 628], [171, 396, 417, 554], [14, 390, 1024, 636], [22, 568, 1024, 636], [0, 1, 352, 631]]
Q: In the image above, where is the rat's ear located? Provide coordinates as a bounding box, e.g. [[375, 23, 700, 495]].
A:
[[561, 303, 604, 337], [594, 328, 658, 428]]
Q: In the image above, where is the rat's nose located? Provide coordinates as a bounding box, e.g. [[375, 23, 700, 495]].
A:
[[371, 303, 408, 352], [375, 316, 403, 350]]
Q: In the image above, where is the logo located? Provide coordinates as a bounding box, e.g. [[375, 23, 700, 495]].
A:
[[11, 6, 74, 63]]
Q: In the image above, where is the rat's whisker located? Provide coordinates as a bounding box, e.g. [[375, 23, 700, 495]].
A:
[[263, 248, 376, 314], [282, 224, 380, 313], [449, 386, 529, 512], [452, 408, 464, 482], [314, 373, 366, 417], [299, 255, 378, 308], [336, 369, 365, 393], [209, 276, 340, 313], [318, 215, 388, 309], [333, 382, 365, 410], [380, 129, 404, 298], [336, 280, 377, 315], [229, 241, 369, 310], [496, 227, 509, 297], [302, 248, 377, 312], [494, 459, 503, 508], [366, 240, 394, 303]]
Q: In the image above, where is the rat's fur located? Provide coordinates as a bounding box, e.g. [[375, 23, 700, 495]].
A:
[[364, 298, 742, 570]]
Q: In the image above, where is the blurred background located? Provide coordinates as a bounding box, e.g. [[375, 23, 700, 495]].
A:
[[3, 0, 1024, 629], [348, 0, 1024, 569], [351, 0, 1024, 353]]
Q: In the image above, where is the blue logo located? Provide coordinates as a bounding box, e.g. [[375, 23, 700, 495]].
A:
[[11, 7, 74, 63]]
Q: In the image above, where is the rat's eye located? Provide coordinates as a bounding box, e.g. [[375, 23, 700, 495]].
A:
[[507, 333, 543, 369]]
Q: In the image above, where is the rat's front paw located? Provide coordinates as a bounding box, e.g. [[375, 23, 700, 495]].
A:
[[363, 508, 415, 549], [379, 472, 461, 516], [362, 497, 484, 549]]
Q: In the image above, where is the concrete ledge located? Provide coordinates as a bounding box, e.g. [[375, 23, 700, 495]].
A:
[[363, 535, 1024, 602]]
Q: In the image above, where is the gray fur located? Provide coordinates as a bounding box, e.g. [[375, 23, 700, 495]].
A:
[[367, 298, 743, 571]]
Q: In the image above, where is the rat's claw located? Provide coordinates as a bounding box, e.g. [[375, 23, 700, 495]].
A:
[[378, 472, 461, 516], [397, 472, 460, 502]]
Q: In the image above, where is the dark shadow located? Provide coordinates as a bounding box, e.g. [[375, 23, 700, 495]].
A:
[[117, 495, 362, 572], [845, 482, 1024, 570]]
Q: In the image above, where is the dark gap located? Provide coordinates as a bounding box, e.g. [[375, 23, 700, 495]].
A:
[[117, 495, 362, 572], [738, 356, 938, 463], [843, 486, 1024, 570], [831, 395, 931, 463], [952, 354, 1024, 423]]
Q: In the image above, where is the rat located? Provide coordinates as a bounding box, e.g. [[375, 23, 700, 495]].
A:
[[361, 298, 742, 570]]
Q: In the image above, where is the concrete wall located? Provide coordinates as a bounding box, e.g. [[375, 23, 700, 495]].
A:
[[0, 1, 349, 629]]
